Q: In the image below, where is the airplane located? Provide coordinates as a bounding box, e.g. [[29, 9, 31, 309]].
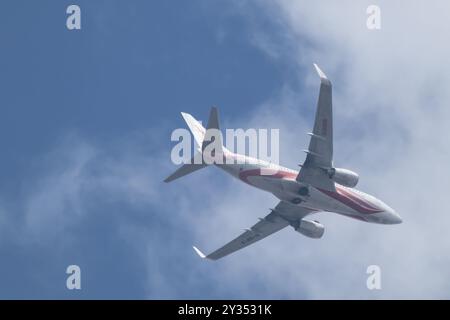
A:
[[164, 64, 402, 261]]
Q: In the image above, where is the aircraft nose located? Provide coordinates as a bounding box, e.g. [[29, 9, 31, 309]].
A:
[[374, 201, 402, 224], [389, 211, 402, 224], [384, 206, 402, 224]]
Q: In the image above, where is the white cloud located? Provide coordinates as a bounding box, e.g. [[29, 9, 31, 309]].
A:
[[159, 0, 450, 299], [2, 132, 170, 246], [4, 1, 450, 299]]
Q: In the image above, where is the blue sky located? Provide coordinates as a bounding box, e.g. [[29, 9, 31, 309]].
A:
[[0, 0, 300, 299], [1, 1, 450, 299]]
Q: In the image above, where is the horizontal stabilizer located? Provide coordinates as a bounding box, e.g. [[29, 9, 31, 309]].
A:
[[165, 107, 225, 183], [181, 112, 206, 150], [164, 152, 206, 183]]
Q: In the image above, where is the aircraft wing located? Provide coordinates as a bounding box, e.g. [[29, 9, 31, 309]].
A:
[[297, 64, 336, 191], [193, 201, 314, 260]]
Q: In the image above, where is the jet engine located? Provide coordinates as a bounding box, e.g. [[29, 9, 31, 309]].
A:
[[328, 168, 359, 188], [295, 220, 325, 239]]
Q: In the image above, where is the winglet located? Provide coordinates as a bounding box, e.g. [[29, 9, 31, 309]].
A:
[[313, 63, 331, 86], [193, 246, 207, 259]]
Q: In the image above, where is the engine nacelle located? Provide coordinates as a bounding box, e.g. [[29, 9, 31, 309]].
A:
[[295, 220, 325, 239], [328, 168, 359, 188]]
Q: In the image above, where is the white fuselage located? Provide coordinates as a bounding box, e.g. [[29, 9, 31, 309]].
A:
[[216, 151, 402, 225]]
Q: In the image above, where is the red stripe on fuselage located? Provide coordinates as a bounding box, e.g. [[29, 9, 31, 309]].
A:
[[239, 169, 382, 214], [337, 188, 381, 212], [238, 169, 297, 185], [318, 188, 382, 214]]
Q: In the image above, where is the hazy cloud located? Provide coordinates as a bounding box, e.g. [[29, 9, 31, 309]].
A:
[[3, 0, 450, 299], [158, 0, 450, 299]]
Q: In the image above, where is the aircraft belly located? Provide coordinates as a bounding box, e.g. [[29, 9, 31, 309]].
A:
[[247, 175, 283, 193], [241, 173, 361, 216], [308, 187, 359, 214]]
